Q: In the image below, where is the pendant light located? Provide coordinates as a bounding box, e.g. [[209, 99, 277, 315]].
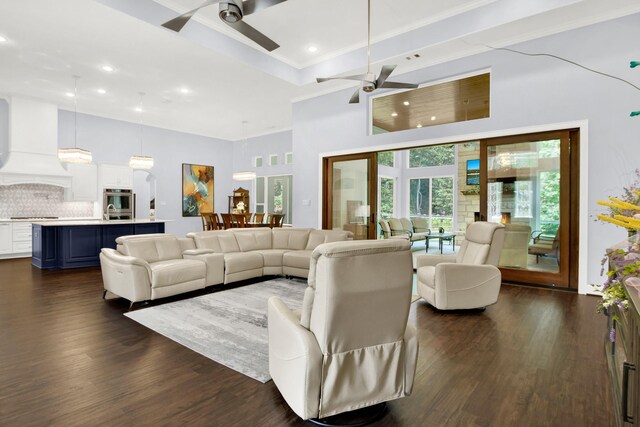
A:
[[58, 75, 93, 164], [233, 120, 255, 181], [129, 92, 154, 170]]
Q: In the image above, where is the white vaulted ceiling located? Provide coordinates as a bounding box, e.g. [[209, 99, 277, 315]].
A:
[[0, 0, 638, 141]]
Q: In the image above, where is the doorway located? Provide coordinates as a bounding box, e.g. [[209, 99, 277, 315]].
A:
[[322, 153, 377, 240]]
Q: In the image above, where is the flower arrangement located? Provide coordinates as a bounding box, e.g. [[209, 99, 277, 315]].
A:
[[594, 170, 640, 341]]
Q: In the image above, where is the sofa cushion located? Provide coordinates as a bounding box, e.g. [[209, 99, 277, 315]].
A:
[[272, 228, 311, 250], [283, 250, 313, 270], [255, 249, 290, 267], [417, 266, 436, 289], [149, 259, 206, 288], [190, 231, 240, 253], [233, 229, 272, 252], [223, 252, 263, 274], [305, 230, 352, 251]]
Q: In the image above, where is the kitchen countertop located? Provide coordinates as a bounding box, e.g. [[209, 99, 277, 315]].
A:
[[0, 217, 98, 222], [32, 219, 171, 226]]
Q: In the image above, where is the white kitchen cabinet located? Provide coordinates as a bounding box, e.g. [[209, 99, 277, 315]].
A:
[[99, 164, 133, 189], [12, 222, 32, 254], [0, 223, 12, 254], [64, 163, 98, 201]]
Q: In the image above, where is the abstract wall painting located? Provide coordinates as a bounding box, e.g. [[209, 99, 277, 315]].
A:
[[182, 163, 214, 217]]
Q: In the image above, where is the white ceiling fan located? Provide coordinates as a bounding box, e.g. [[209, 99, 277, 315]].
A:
[[161, 0, 287, 52], [315, 0, 418, 104]]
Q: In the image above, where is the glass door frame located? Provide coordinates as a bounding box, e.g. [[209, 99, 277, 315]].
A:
[[479, 129, 576, 288], [322, 152, 378, 239]]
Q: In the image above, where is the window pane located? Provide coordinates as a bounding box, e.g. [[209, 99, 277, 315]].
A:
[[409, 145, 455, 168], [379, 177, 394, 218], [409, 178, 430, 216], [255, 157, 263, 168], [267, 175, 292, 223], [431, 177, 453, 230], [378, 151, 394, 167], [255, 177, 264, 204]]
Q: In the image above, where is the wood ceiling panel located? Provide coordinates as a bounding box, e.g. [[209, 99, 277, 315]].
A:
[[372, 73, 490, 132]]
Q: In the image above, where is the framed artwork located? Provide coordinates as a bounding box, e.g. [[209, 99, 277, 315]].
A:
[[182, 163, 214, 217]]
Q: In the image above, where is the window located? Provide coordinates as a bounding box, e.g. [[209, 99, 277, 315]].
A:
[[254, 156, 263, 168], [409, 176, 453, 230], [514, 180, 533, 218], [378, 151, 394, 167], [409, 145, 455, 168], [285, 152, 293, 165], [255, 175, 293, 223], [379, 177, 395, 219], [254, 177, 265, 213], [269, 154, 278, 166], [371, 72, 490, 134]]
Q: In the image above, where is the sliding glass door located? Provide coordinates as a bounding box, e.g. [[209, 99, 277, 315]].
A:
[[480, 130, 578, 288], [323, 153, 377, 239]]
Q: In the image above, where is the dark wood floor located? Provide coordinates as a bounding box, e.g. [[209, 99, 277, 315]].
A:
[[0, 258, 613, 426]]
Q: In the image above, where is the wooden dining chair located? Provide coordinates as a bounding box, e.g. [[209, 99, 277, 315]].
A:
[[233, 214, 247, 228], [253, 213, 265, 224], [269, 213, 285, 228], [220, 213, 234, 229], [244, 212, 252, 223], [200, 214, 209, 231], [210, 213, 223, 230]]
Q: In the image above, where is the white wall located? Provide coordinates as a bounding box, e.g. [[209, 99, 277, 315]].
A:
[[291, 13, 640, 293], [57, 110, 234, 237]]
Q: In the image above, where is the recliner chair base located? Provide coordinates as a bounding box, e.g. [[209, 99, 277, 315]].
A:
[[308, 402, 387, 427]]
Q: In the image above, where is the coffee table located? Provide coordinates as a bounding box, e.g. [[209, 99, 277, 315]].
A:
[[425, 232, 456, 253]]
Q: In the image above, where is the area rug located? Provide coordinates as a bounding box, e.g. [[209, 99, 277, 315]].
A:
[[125, 278, 305, 383]]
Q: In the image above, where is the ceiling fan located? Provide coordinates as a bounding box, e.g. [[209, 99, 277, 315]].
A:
[[316, 0, 418, 104], [161, 0, 287, 52]]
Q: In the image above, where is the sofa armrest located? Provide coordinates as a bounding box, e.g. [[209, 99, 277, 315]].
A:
[[415, 254, 457, 268], [434, 263, 501, 308], [268, 296, 322, 420], [183, 251, 224, 286], [99, 249, 152, 302]]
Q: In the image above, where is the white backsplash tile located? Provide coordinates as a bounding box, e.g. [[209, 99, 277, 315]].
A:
[[0, 184, 94, 218]]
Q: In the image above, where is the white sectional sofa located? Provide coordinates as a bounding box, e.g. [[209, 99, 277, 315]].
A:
[[100, 228, 352, 307]]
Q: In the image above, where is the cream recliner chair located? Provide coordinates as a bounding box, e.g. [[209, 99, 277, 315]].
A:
[[268, 239, 418, 421], [416, 222, 505, 310]]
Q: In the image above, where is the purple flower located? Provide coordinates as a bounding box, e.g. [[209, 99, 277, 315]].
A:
[[610, 328, 616, 343]]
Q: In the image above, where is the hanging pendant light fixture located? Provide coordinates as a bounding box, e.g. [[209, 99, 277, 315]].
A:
[[233, 120, 255, 181], [129, 92, 154, 170], [58, 75, 93, 164]]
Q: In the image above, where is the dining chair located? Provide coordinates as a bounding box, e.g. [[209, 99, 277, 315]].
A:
[[220, 213, 234, 229], [269, 213, 285, 228], [233, 214, 247, 228], [210, 213, 223, 230], [200, 213, 209, 231], [253, 212, 265, 224]]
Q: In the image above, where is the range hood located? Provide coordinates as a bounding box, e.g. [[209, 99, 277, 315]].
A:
[[0, 96, 71, 187]]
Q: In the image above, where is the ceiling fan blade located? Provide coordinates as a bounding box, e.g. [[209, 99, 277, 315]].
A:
[[224, 19, 279, 51], [376, 65, 397, 87], [162, 0, 221, 32], [380, 81, 419, 89], [316, 74, 369, 83], [243, 0, 288, 16], [349, 88, 361, 104]]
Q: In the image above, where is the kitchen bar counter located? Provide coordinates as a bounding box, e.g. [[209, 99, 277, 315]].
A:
[[33, 219, 169, 226], [32, 220, 167, 269]]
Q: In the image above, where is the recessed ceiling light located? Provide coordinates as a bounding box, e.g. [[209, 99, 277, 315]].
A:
[[65, 92, 75, 98], [307, 45, 318, 53], [403, 101, 410, 106], [416, 124, 422, 128], [391, 112, 398, 117], [101, 65, 114, 72], [179, 87, 190, 94], [430, 116, 436, 121], [97, 88, 106, 94], [0, 35, 7, 43]]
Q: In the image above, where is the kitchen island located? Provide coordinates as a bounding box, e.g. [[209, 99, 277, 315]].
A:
[[32, 219, 167, 269]]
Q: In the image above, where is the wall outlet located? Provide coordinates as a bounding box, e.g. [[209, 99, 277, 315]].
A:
[[302, 199, 311, 206]]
